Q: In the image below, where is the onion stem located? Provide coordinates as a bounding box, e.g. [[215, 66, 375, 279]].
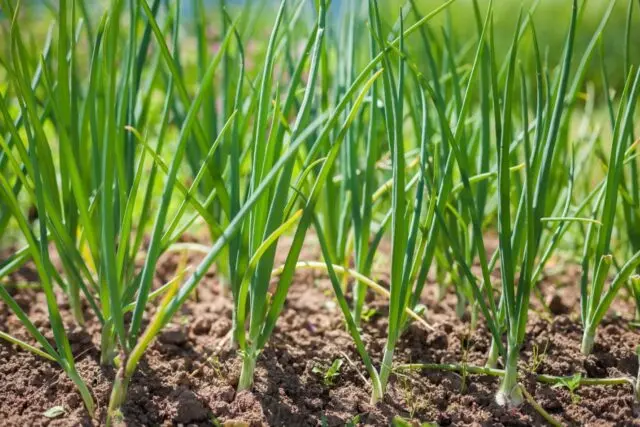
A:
[[238, 352, 257, 392], [396, 362, 634, 388]]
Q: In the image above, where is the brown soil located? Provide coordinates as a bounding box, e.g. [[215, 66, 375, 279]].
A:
[[1, 238, 639, 426]]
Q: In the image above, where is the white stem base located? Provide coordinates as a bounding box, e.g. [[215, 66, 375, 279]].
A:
[[496, 351, 523, 408], [238, 354, 256, 392], [581, 328, 595, 355]]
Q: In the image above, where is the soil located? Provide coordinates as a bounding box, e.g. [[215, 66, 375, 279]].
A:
[[1, 236, 639, 426]]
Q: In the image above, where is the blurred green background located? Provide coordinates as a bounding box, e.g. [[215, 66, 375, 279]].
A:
[[395, 0, 639, 92], [5, 0, 639, 92]]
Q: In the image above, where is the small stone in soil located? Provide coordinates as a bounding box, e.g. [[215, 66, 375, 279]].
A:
[[547, 294, 568, 315], [172, 389, 209, 424], [191, 317, 212, 335], [159, 327, 188, 346]]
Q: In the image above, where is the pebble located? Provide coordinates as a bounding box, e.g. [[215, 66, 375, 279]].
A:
[[159, 328, 188, 346], [173, 389, 208, 424], [191, 317, 212, 335], [547, 294, 568, 315]]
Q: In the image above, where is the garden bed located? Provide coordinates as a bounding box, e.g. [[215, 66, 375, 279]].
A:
[[1, 238, 638, 426]]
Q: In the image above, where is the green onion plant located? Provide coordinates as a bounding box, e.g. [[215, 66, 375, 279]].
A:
[[579, 67, 640, 354], [1, 0, 640, 422]]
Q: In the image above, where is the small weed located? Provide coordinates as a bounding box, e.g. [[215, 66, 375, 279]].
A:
[[392, 415, 437, 427], [312, 358, 344, 386], [362, 307, 378, 322], [397, 373, 429, 419], [552, 373, 582, 404], [528, 341, 549, 373], [345, 414, 361, 427], [207, 356, 225, 380]]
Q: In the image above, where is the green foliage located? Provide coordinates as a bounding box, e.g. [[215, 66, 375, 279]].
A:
[[393, 0, 640, 93], [392, 415, 437, 427], [552, 373, 583, 403], [1, 0, 639, 420], [346, 414, 362, 427], [312, 358, 344, 386]]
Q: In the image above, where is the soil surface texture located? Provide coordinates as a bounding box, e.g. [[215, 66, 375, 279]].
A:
[[1, 237, 639, 426]]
